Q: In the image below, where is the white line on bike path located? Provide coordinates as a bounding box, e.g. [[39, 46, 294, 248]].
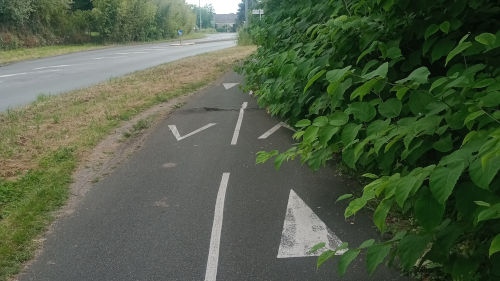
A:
[[204, 173, 231, 281], [230, 102, 247, 145], [168, 123, 216, 141]]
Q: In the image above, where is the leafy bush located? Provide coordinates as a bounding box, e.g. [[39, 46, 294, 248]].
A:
[[239, 0, 500, 279]]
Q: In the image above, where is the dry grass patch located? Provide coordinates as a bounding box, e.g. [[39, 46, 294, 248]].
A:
[[0, 45, 255, 179], [0, 45, 256, 281]]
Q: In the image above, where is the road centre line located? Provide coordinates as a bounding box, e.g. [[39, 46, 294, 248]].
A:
[[204, 173, 230, 281], [94, 56, 124, 60], [230, 102, 248, 145], [0, 69, 62, 79], [0, 72, 28, 78], [32, 64, 71, 70]]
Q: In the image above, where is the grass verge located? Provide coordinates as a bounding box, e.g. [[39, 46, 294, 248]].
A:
[[0, 32, 207, 65], [0, 45, 256, 280]]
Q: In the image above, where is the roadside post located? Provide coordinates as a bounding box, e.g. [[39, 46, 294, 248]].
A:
[[178, 29, 183, 45]]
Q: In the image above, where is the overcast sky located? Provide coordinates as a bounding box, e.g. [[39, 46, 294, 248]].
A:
[[185, 0, 241, 14]]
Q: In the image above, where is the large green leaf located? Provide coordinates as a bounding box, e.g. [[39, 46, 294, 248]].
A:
[[396, 67, 430, 85], [318, 125, 340, 145], [490, 234, 500, 257], [397, 234, 432, 269], [338, 249, 361, 276], [295, 119, 311, 128], [424, 24, 439, 40], [366, 243, 392, 275], [350, 78, 380, 101], [341, 123, 363, 145], [477, 203, 500, 223], [378, 98, 402, 118], [475, 33, 496, 47], [446, 34, 473, 66], [329, 111, 349, 126], [313, 116, 329, 127], [303, 126, 319, 144], [304, 69, 326, 93], [348, 102, 376, 122], [374, 198, 393, 232], [414, 187, 445, 231], [317, 250, 335, 269], [394, 165, 435, 208], [362, 62, 388, 80], [439, 21, 450, 33], [326, 66, 352, 83], [469, 153, 500, 189], [429, 161, 467, 204]]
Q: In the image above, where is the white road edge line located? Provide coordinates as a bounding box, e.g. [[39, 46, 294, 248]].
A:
[[231, 102, 248, 145], [32, 64, 70, 70], [204, 172, 230, 281]]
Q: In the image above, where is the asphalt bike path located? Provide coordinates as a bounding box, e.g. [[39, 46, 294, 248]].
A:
[[18, 72, 407, 281]]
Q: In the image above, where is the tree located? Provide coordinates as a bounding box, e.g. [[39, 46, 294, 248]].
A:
[[72, 0, 93, 11]]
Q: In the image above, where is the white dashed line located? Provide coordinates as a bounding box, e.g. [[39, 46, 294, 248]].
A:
[[231, 102, 248, 145], [32, 64, 70, 70], [0, 72, 28, 78], [94, 56, 124, 60], [204, 173, 230, 281]]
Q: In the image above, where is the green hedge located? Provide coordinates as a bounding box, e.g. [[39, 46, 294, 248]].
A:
[[239, 0, 500, 279]]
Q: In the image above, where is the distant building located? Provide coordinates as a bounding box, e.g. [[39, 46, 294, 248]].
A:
[[214, 13, 237, 32]]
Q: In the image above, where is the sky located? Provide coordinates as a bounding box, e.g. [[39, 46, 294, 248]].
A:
[[185, 0, 241, 14]]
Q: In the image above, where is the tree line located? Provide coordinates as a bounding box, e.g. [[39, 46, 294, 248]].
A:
[[0, 0, 205, 49]]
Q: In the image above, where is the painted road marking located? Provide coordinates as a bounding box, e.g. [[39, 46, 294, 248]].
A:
[[32, 65, 70, 70], [231, 102, 248, 145], [0, 72, 28, 78], [204, 173, 230, 281], [0, 69, 62, 79], [222, 83, 239, 90], [258, 122, 295, 139], [168, 123, 216, 141], [93, 56, 124, 60], [277, 189, 346, 258]]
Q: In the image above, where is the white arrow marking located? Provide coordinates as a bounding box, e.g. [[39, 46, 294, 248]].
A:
[[168, 123, 216, 141], [231, 102, 247, 145], [223, 83, 239, 90], [277, 189, 346, 258], [258, 122, 295, 139], [204, 173, 230, 281]]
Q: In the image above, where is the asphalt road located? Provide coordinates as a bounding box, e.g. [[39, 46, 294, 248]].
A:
[[0, 33, 236, 112], [18, 72, 408, 281]]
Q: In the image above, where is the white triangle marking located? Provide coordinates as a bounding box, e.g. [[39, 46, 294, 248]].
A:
[[258, 122, 295, 139], [168, 123, 216, 141], [277, 189, 346, 258], [223, 83, 239, 90]]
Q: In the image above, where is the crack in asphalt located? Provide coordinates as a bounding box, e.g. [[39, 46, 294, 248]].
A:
[[177, 107, 261, 113]]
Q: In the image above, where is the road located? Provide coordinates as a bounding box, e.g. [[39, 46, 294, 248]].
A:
[[18, 72, 408, 281], [0, 33, 236, 112]]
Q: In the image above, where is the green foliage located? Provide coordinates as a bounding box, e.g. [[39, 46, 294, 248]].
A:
[[240, 0, 500, 279], [0, 0, 197, 49]]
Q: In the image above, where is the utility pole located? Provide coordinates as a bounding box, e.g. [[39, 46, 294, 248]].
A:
[[244, 0, 248, 27], [199, 0, 202, 30]]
